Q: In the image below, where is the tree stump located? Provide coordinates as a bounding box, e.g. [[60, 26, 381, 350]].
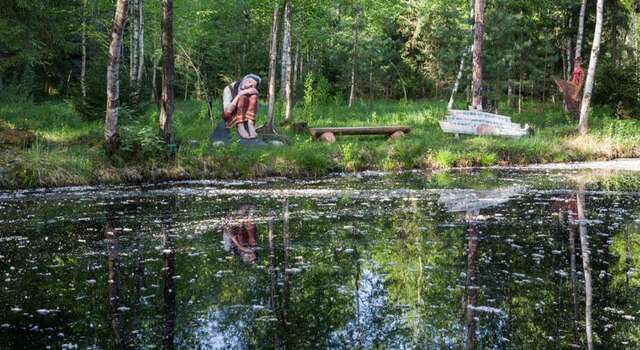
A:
[[388, 131, 405, 140], [318, 132, 336, 143]]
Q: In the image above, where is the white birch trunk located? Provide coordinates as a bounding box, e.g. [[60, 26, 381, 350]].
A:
[[265, 0, 280, 131], [348, 6, 360, 108], [293, 40, 299, 97], [448, 0, 474, 109], [282, 0, 292, 122], [136, 0, 144, 89], [81, 0, 87, 99], [449, 48, 469, 110], [578, 0, 604, 135], [105, 0, 129, 155], [280, 1, 291, 98], [471, 0, 485, 110], [575, 0, 587, 60], [130, 0, 139, 85]]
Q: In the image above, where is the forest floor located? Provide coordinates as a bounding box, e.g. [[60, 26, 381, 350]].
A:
[[1, 97, 640, 189]]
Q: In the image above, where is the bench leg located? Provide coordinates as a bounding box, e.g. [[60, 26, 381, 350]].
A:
[[388, 131, 406, 140], [318, 132, 336, 143]]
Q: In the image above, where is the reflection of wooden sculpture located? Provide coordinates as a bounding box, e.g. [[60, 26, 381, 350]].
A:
[[554, 57, 585, 117], [223, 204, 258, 263]]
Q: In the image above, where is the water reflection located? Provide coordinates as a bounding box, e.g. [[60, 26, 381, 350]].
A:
[[106, 210, 126, 349], [223, 204, 258, 263], [0, 170, 639, 348], [465, 212, 479, 350], [162, 214, 176, 350], [576, 191, 594, 350]]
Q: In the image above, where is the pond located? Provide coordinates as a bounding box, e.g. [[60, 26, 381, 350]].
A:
[[1, 168, 639, 349]]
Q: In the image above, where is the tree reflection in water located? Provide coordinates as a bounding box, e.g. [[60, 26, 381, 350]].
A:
[[162, 213, 176, 350], [465, 211, 480, 350], [576, 191, 594, 350], [1, 171, 640, 348], [106, 209, 125, 349]]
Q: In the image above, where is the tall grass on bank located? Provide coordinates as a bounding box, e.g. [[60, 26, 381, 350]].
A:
[[1, 97, 640, 188]]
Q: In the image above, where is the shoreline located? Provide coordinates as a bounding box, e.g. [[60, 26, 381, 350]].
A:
[[2, 157, 638, 191]]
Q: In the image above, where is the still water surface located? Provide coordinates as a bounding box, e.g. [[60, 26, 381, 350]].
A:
[[1, 169, 639, 349]]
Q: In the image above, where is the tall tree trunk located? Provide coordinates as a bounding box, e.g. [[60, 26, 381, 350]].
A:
[[81, 0, 88, 99], [136, 0, 144, 92], [471, 0, 485, 110], [293, 40, 299, 99], [348, 6, 360, 108], [542, 47, 548, 109], [280, 0, 291, 99], [578, 0, 604, 135], [518, 75, 523, 114], [448, 49, 469, 110], [264, 0, 279, 133], [130, 0, 140, 87], [448, 0, 474, 110], [151, 55, 159, 102], [105, 0, 129, 156], [575, 0, 587, 60], [160, 0, 175, 151], [567, 17, 574, 78], [281, 0, 292, 123], [507, 61, 512, 107]]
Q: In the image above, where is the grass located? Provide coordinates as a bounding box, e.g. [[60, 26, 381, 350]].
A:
[[1, 95, 640, 189]]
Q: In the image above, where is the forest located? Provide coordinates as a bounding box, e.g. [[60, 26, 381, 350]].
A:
[[0, 0, 639, 188]]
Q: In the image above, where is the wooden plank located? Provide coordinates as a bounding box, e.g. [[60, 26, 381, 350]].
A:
[[308, 126, 411, 138], [441, 109, 529, 137]]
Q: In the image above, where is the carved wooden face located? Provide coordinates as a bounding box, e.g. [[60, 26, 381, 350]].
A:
[[241, 78, 257, 90]]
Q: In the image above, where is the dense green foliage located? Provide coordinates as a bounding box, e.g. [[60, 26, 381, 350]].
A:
[[0, 0, 638, 115], [0, 0, 639, 188]]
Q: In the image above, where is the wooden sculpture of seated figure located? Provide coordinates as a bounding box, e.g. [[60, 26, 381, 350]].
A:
[[222, 74, 262, 139], [554, 57, 585, 117]]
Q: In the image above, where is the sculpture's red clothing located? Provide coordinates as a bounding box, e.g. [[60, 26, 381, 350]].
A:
[[554, 61, 585, 118], [570, 64, 584, 90]]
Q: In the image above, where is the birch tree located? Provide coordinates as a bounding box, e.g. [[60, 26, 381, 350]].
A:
[[448, 0, 474, 110], [137, 0, 144, 91], [105, 0, 129, 156], [575, 0, 587, 60], [129, 0, 144, 98], [578, 0, 604, 135], [471, 0, 485, 110], [281, 0, 293, 123], [263, 0, 280, 133], [81, 0, 88, 99], [348, 6, 360, 108], [159, 0, 176, 150]]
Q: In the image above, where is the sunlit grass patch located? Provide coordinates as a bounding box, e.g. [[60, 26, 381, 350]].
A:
[[2, 97, 640, 188]]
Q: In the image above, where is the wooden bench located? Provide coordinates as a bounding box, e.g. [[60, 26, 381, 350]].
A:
[[439, 109, 532, 138], [309, 126, 411, 143]]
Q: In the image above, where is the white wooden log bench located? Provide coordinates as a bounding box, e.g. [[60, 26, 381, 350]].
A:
[[439, 109, 532, 138], [309, 126, 411, 143]]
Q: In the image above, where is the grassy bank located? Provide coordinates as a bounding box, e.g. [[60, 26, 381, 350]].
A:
[[1, 96, 640, 189]]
